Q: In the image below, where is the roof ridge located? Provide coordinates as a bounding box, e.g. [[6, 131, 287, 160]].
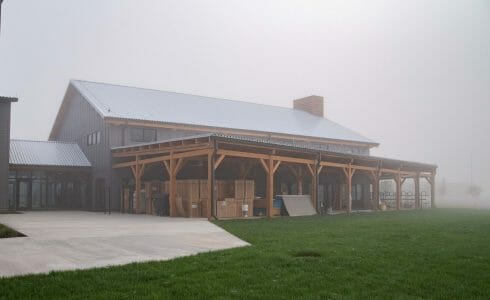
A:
[[10, 139, 79, 145], [70, 79, 309, 115]]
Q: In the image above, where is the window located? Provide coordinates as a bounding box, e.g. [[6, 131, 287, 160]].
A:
[[129, 128, 156, 143], [87, 131, 101, 146], [352, 184, 363, 201]]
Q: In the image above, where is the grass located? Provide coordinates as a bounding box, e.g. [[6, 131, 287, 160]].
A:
[[1, 209, 489, 299], [0, 223, 24, 238]]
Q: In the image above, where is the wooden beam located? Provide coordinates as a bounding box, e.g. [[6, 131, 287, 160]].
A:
[[130, 165, 137, 178], [312, 162, 318, 210], [272, 160, 282, 174], [207, 152, 213, 219], [138, 163, 146, 179], [430, 172, 436, 208], [306, 164, 314, 177], [272, 155, 315, 165], [113, 148, 210, 169], [112, 143, 210, 158], [215, 149, 315, 165], [317, 165, 324, 175], [174, 158, 185, 176], [259, 158, 269, 174], [134, 156, 141, 213], [414, 174, 421, 209], [214, 154, 226, 170], [342, 167, 349, 179], [395, 172, 401, 210], [169, 158, 177, 217], [217, 149, 268, 160], [162, 160, 170, 175], [267, 157, 274, 218], [346, 168, 352, 213]]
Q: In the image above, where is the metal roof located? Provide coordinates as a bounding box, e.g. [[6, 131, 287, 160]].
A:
[[70, 80, 377, 145], [112, 133, 437, 170], [9, 140, 91, 168], [0, 96, 18, 102]]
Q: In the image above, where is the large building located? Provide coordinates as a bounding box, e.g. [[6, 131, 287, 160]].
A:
[[2, 80, 437, 218]]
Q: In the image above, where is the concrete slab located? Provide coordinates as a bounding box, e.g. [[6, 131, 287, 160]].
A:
[[0, 211, 248, 278]]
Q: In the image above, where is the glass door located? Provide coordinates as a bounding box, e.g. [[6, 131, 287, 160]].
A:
[[17, 180, 31, 210], [8, 180, 16, 210], [32, 180, 47, 209]]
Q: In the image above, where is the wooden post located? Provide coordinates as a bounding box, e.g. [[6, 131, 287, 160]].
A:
[[430, 172, 436, 208], [395, 172, 401, 210], [312, 162, 318, 211], [343, 165, 355, 213], [414, 173, 420, 209], [347, 170, 352, 213], [207, 151, 213, 219], [266, 157, 274, 218], [134, 155, 140, 213], [370, 169, 381, 210], [169, 156, 177, 217]]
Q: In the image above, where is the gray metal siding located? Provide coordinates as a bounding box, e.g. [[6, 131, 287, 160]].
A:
[[51, 86, 114, 210], [0, 101, 11, 211]]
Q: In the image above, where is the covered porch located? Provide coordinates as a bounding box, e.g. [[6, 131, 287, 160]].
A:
[[111, 134, 437, 219]]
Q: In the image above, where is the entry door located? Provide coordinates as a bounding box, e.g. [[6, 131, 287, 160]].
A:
[[95, 178, 105, 210], [17, 180, 31, 210]]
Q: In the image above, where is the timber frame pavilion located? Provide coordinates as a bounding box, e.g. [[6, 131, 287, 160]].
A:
[[112, 134, 437, 219]]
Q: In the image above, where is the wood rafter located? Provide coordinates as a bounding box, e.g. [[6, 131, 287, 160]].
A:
[[317, 165, 324, 175], [259, 158, 269, 174], [272, 160, 282, 174], [214, 154, 226, 170], [215, 149, 315, 165], [113, 148, 210, 169], [113, 143, 210, 158]]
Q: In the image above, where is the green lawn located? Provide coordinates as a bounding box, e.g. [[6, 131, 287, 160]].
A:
[[0, 223, 24, 239], [1, 209, 489, 299]]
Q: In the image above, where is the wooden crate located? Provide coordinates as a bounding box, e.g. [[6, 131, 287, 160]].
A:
[[200, 198, 208, 217], [244, 197, 254, 217], [235, 180, 245, 199], [199, 180, 208, 199], [245, 180, 255, 198], [234, 198, 244, 217], [191, 200, 201, 218], [183, 180, 200, 202], [217, 199, 238, 218]]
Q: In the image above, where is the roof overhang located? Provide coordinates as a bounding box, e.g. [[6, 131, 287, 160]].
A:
[[111, 133, 436, 176], [0, 96, 18, 102]]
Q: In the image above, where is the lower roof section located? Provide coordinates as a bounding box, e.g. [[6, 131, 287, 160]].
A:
[[10, 140, 91, 168], [112, 133, 437, 176]]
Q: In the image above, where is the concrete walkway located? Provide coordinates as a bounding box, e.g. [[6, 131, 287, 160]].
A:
[[0, 211, 248, 278]]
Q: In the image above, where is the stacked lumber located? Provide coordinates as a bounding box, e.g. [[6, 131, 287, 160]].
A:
[[159, 179, 256, 218]]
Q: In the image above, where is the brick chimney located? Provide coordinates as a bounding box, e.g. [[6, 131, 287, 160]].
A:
[[293, 95, 324, 117], [0, 96, 17, 211]]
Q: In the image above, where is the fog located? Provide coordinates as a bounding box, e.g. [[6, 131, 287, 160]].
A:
[[0, 0, 489, 206]]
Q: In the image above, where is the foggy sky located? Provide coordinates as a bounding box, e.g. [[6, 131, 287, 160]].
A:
[[0, 0, 489, 196]]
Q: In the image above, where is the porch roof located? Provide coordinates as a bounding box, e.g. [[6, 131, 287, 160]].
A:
[[111, 133, 437, 175]]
